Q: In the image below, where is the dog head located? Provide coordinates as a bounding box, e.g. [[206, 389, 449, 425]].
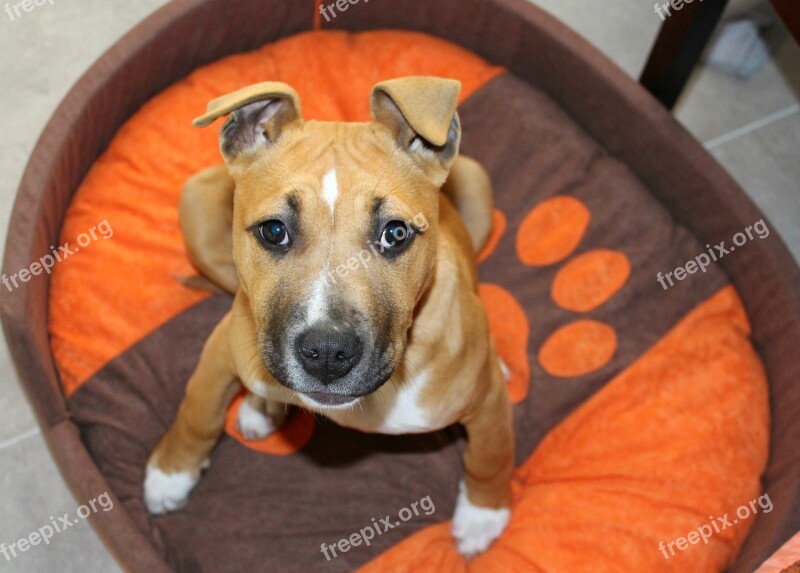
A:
[[194, 77, 461, 408]]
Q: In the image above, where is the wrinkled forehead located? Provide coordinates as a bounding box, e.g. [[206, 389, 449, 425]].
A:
[[233, 122, 428, 225]]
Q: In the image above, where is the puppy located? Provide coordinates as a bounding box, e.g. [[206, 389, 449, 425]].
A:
[[144, 77, 514, 556]]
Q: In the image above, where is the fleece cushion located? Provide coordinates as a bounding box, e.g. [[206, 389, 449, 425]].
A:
[[48, 30, 769, 572]]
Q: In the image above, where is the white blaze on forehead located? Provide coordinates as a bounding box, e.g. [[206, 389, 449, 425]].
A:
[[306, 272, 329, 324], [305, 171, 337, 326], [321, 169, 339, 217]]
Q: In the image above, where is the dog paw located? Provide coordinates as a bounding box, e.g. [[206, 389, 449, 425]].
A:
[[143, 465, 198, 515], [237, 397, 285, 440], [451, 481, 510, 558]]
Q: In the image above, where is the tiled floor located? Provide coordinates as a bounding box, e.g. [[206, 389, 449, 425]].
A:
[[677, 31, 800, 260], [0, 1, 797, 571]]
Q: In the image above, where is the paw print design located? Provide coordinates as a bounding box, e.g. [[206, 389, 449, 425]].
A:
[[478, 195, 630, 403]]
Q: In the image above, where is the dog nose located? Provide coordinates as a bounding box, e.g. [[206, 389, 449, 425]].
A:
[[295, 325, 363, 384]]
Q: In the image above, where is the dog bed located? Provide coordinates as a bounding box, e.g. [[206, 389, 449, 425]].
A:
[[3, 1, 800, 572]]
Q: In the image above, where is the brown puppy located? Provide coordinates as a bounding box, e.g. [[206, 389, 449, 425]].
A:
[[144, 77, 514, 556]]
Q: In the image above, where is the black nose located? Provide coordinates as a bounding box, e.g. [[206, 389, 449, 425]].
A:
[[295, 325, 363, 384]]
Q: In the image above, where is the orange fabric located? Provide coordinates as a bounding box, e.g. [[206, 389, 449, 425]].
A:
[[360, 286, 770, 572], [516, 196, 591, 266], [478, 283, 530, 404], [551, 249, 631, 312], [476, 210, 506, 263], [48, 30, 503, 396], [538, 319, 618, 377]]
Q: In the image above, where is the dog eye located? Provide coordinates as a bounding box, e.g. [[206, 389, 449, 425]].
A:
[[256, 220, 291, 250], [379, 220, 414, 254]]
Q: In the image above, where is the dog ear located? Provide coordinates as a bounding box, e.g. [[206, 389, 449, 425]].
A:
[[193, 82, 303, 163], [370, 76, 462, 184]]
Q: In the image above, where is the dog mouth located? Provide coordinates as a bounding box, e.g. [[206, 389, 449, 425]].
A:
[[299, 391, 361, 408], [293, 360, 397, 409]]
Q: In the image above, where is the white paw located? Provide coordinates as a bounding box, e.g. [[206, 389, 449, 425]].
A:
[[451, 481, 510, 557], [143, 465, 198, 515], [237, 397, 281, 440]]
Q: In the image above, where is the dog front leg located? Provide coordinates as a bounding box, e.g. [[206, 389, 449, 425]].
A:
[[452, 359, 514, 557], [144, 315, 240, 514]]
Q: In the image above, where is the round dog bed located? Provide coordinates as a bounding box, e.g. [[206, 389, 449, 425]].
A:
[[3, 1, 799, 572]]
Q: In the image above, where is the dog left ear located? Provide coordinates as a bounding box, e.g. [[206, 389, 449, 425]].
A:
[[370, 77, 461, 185], [193, 82, 303, 164]]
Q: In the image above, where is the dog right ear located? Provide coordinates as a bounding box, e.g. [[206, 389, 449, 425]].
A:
[[370, 77, 461, 187], [193, 82, 303, 164]]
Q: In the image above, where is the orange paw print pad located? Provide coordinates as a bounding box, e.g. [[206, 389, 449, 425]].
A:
[[518, 195, 627, 378], [479, 283, 530, 403], [516, 196, 590, 266], [480, 194, 630, 391], [538, 320, 617, 377], [552, 249, 630, 313]]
